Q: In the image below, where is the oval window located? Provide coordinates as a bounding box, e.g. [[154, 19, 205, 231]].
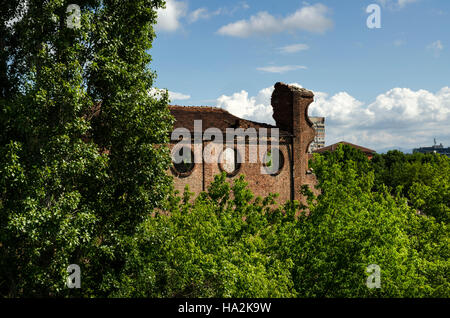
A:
[[171, 146, 195, 178], [263, 149, 285, 176], [219, 147, 241, 177]]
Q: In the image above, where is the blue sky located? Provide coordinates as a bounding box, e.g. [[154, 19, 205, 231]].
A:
[[151, 0, 449, 151]]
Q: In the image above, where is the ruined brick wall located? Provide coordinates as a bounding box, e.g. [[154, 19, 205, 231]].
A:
[[168, 140, 293, 202], [271, 82, 317, 201], [168, 82, 317, 204]]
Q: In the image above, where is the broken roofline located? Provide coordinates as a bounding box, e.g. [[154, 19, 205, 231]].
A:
[[167, 105, 294, 137]]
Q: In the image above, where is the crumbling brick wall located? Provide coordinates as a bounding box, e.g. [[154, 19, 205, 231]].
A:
[[168, 82, 317, 204]]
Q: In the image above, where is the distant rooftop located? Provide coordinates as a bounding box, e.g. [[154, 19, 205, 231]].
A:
[[313, 141, 376, 155]]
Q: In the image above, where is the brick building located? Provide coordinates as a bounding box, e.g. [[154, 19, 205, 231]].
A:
[[168, 82, 318, 203], [313, 141, 376, 159]]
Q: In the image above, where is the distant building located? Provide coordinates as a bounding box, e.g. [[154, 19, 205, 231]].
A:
[[308, 117, 325, 153], [413, 140, 450, 157], [313, 141, 376, 159]]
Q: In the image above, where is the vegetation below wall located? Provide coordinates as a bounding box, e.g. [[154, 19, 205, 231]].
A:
[[107, 145, 449, 298], [1, 132, 449, 297]]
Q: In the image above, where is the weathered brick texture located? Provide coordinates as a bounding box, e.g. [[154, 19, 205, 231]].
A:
[[169, 82, 317, 203]]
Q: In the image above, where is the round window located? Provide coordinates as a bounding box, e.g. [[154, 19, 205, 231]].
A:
[[171, 146, 195, 178], [263, 149, 285, 176], [219, 147, 241, 177]]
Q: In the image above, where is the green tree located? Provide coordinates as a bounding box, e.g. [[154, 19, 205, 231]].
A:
[[295, 147, 450, 297], [408, 158, 450, 224], [371, 151, 443, 194], [111, 155, 449, 297], [112, 173, 297, 298], [371, 150, 450, 223], [298, 147, 450, 297], [0, 0, 172, 297]]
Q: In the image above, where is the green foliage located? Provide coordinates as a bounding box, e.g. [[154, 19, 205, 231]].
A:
[[0, 0, 172, 297], [1, 1, 448, 299], [111, 153, 449, 297], [305, 149, 449, 297], [112, 173, 297, 298], [371, 151, 450, 223]]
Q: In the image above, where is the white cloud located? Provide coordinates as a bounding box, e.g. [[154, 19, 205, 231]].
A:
[[188, 7, 225, 23], [149, 88, 191, 101], [310, 86, 450, 149], [155, 0, 187, 32], [377, 0, 418, 9], [188, 8, 208, 23], [217, 3, 333, 38], [257, 65, 307, 73], [217, 88, 274, 124], [216, 83, 303, 124], [218, 11, 280, 38], [215, 84, 450, 151], [310, 91, 367, 125], [169, 91, 191, 101], [365, 88, 449, 123], [277, 43, 310, 54], [188, 3, 250, 23], [427, 40, 443, 57], [157, 1, 250, 31]]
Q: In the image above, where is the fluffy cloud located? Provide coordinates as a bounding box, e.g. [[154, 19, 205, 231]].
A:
[[310, 91, 367, 125], [215, 84, 450, 151], [217, 3, 333, 38], [155, 0, 187, 32], [216, 87, 275, 124], [156, 1, 250, 31], [366, 87, 449, 124], [311, 87, 450, 149], [256, 65, 307, 74], [217, 83, 303, 124]]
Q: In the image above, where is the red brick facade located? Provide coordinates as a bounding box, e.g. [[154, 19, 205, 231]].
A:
[[168, 82, 318, 203]]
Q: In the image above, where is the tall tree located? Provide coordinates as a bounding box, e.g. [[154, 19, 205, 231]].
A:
[[0, 0, 173, 297]]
